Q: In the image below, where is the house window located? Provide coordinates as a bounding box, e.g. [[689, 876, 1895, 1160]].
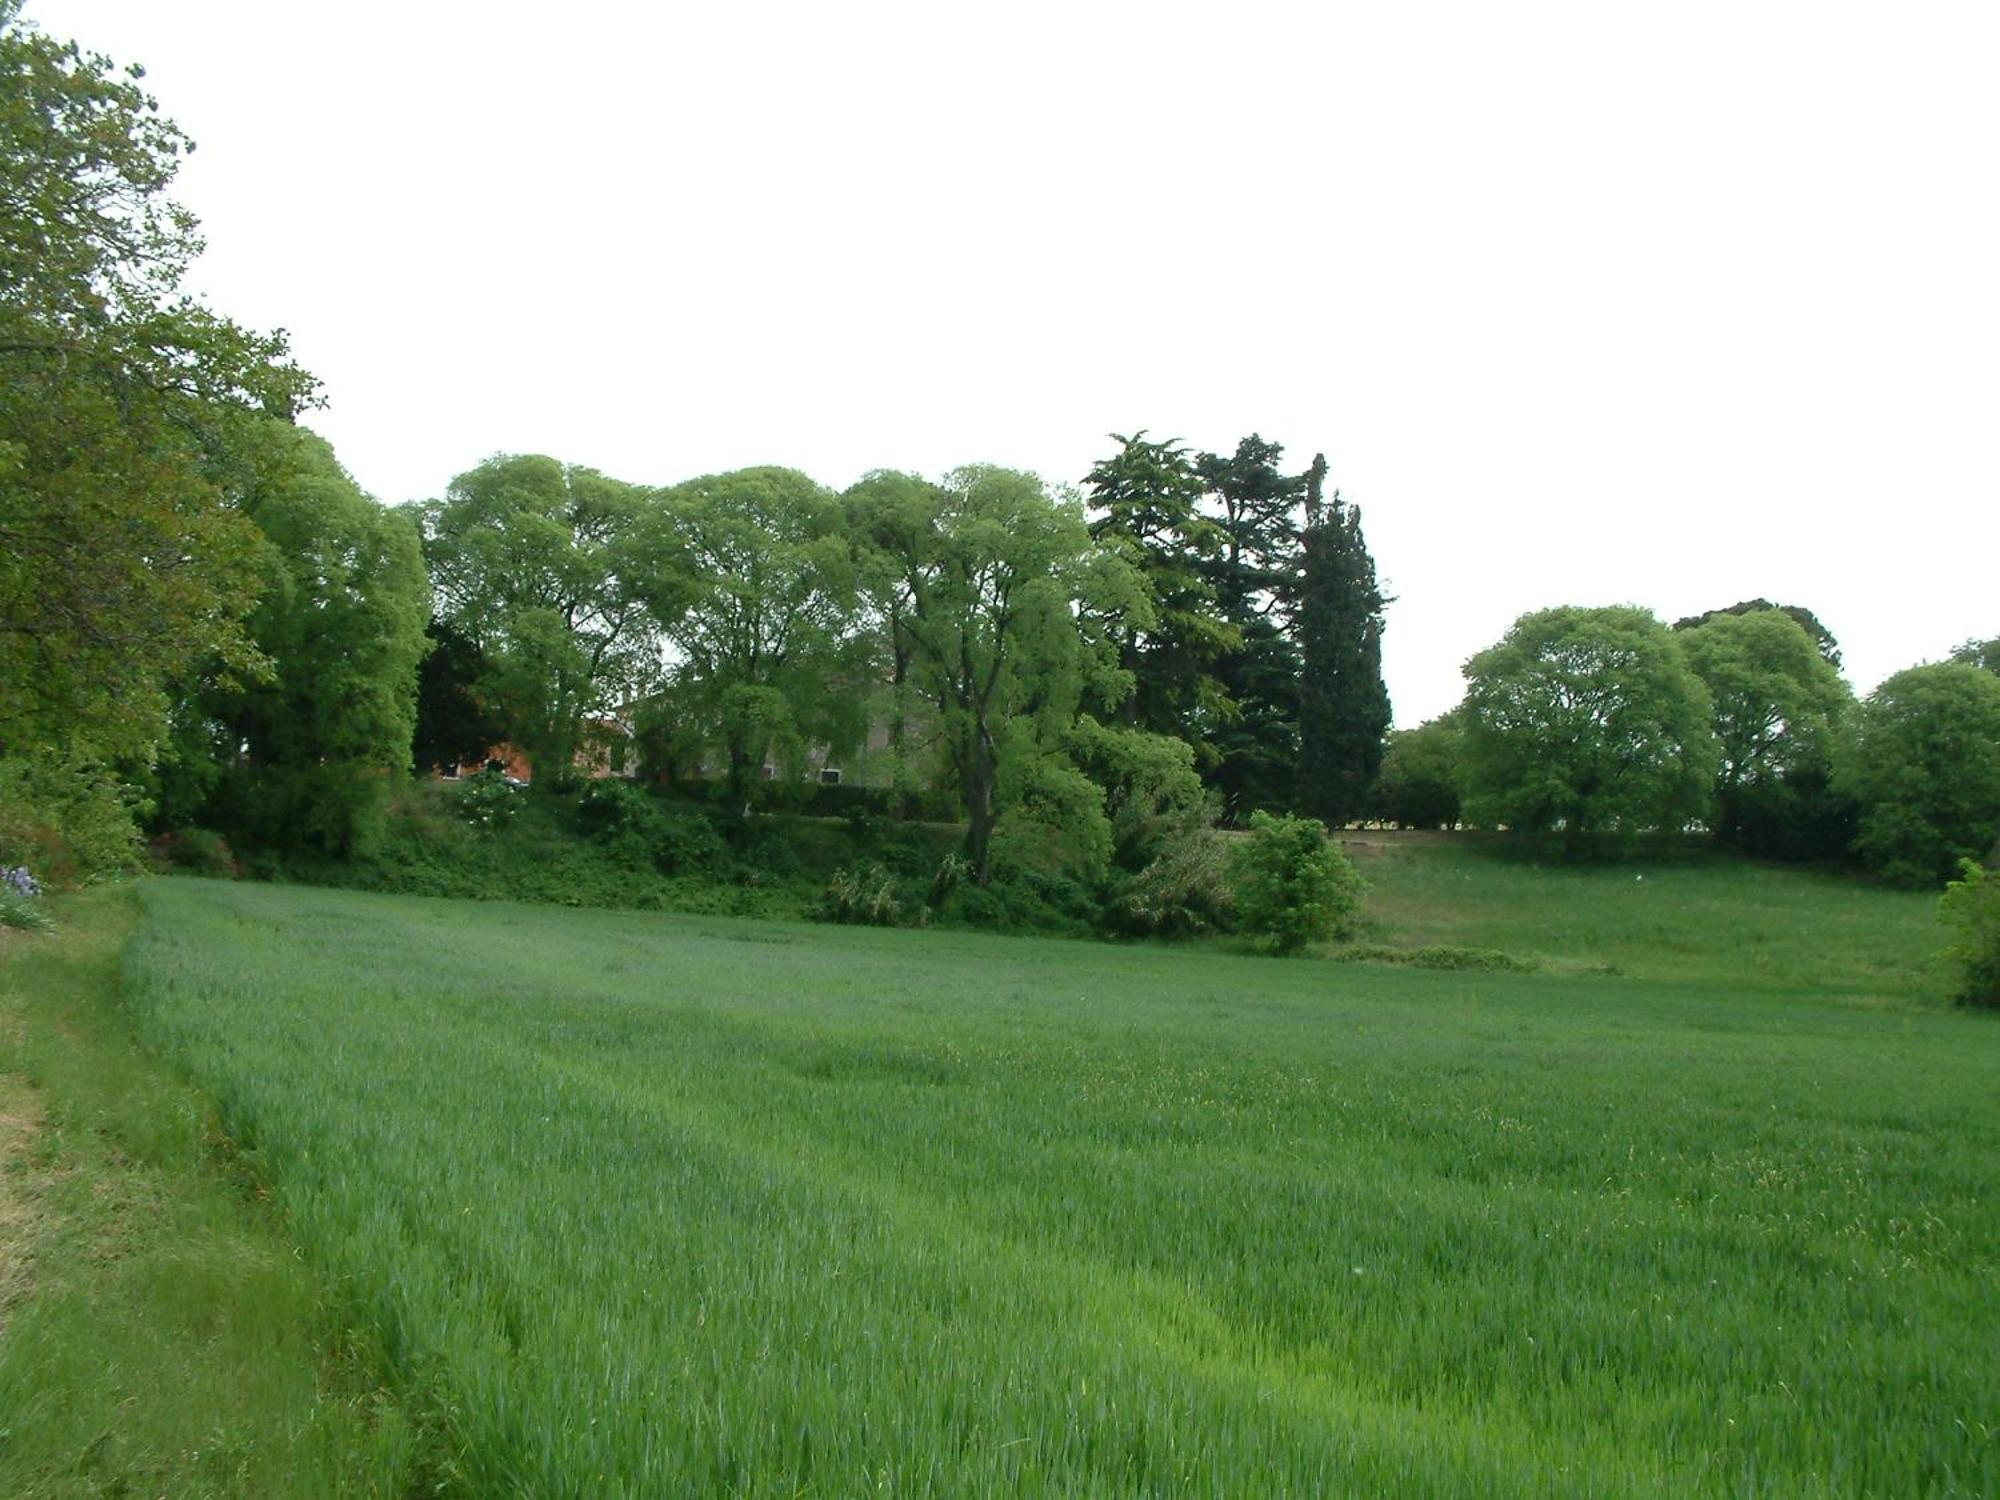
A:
[[820, 767, 842, 786]]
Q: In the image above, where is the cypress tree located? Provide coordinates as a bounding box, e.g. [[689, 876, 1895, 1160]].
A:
[[1295, 453, 1390, 826]]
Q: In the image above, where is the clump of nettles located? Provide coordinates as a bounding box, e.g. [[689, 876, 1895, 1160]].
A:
[[0, 864, 53, 932], [1939, 860, 2000, 1009], [1228, 812, 1365, 955]]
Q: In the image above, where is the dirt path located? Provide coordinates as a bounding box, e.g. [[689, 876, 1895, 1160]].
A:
[[0, 1073, 42, 1341]]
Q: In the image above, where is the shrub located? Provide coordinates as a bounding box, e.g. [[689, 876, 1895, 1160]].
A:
[[1939, 860, 2000, 1009], [1228, 812, 1365, 954], [0, 754, 141, 886], [152, 827, 239, 878], [576, 780, 726, 874], [453, 768, 522, 830], [0, 864, 53, 932], [1102, 826, 1235, 938], [815, 864, 903, 926]]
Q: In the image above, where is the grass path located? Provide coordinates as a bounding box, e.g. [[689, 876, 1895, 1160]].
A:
[[0, 888, 431, 1498]]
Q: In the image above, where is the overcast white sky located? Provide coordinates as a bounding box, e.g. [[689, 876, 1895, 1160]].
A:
[[28, 1, 2000, 725]]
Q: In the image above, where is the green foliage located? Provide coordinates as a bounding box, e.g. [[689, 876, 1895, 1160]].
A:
[[415, 454, 681, 784], [847, 465, 1143, 883], [1461, 606, 1718, 855], [1195, 436, 1305, 820], [411, 616, 507, 774], [0, 862, 53, 930], [0, 752, 140, 886], [150, 826, 239, 878], [1082, 431, 1236, 744], [1228, 811, 1365, 953], [1843, 663, 2000, 886], [1673, 598, 1842, 667], [656, 467, 867, 814], [0, 6, 311, 773], [1064, 716, 1209, 870], [575, 778, 726, 874], [1950, 636, 2000, 676], [1372, 714, 1465, 829], [452, 768, 521, 830], [1295, 455, 1390, 827], [991, 751, 1113, 887], [1100, 824, 1236, 938], [1938, 860, 2000, 1009], [814, 864, 904, 926], [1677, 608, 1851, 852]]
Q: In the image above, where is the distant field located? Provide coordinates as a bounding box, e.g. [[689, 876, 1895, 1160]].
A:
[[1346, 836, 1946, 999], [113, 877, 1999, 1496]]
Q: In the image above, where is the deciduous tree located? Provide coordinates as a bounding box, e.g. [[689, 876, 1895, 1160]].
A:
[[1842, 663, 2000, 886], [1461, 606, 1717, 855], [415, 455, 684, 785]]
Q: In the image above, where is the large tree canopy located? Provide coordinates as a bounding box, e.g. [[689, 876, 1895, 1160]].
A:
[[850, 465, 1143, 883], [1082, 432, 1234, 746], [414, 454, 684, 784], [0, 3, 314, 770], [1842, 663, 2000, 886], [1677, 607, 1851, 848], [1460, 606, 1717, 854], [652, 466, 864, 814]]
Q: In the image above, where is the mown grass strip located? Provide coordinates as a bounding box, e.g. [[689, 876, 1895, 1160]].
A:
[[0, 887, 438, 1499]]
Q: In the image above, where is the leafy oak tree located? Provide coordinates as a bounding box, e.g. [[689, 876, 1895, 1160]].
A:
[[0, 4, 313, 873], [1677, 608, 1852, 854], [1461, 606, 1717, 855], [0, 4, 312, 765], [1842, 663, 2000, 886]]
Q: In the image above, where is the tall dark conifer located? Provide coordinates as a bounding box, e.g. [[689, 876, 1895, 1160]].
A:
[[1296, 454, 1390, 825], [1195, 436, 1304, 820], [1083, 432, 1235, 747]]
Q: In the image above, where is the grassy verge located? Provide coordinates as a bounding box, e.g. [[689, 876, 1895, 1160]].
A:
[[0, 888, 436, 1498]]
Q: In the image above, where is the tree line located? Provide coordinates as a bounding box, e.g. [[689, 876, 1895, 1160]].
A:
[[3, 3, 1995, 906]]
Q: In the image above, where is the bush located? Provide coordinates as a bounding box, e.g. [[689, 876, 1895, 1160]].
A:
[[152, 827, 239, 878], [814, 864, 904, 926], [1101, 826, 1235, 938], [0, 754, 141, 886], [453, 769, 523, 831], [1228, 812, 1365, 954], [1939, 860, 2000, 1009], [576, 780, 726, 874], [0, 864, 54, 932]]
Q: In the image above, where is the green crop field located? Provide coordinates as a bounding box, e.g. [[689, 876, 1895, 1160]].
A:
[[98, 875, 2000, 1496]]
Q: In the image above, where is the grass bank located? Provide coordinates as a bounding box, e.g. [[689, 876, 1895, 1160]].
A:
[[1345, 834, 1946, 1000], [118, 877, 2000, 1496], [0, 889, 436, 1497]]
